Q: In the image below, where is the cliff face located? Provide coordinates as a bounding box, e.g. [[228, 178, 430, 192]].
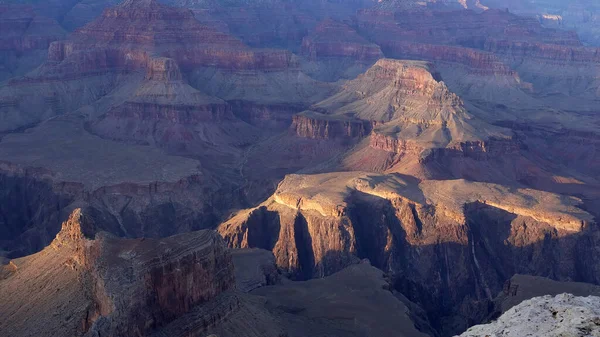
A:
[[1, 207, 432, 337], [61, 0, 293, 72], [0, 161, 239, 259], [354, 6, 600, 111], [86, 228, 235, 336], [301, 18, 383, 62], [0, 162, 80, 258], [381, 41, 517, 76], [358, 8, 580, 47], [0, 5, 66, 80], [292, 112, 372, 140], [481, 0, 600, 46], [309, 59, 514, 167], [219, 172, 597, 335], [0, 0, 299, 133], [482, 39, 600, 107], [88, 57, 258, 150], [0, 208, 236, 337], [34, 0, 294, 78]]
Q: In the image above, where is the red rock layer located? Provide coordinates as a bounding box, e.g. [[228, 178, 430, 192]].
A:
[[54, 209, 236, 337], [292, 113, 372, 140], [483, 39, 600, 64], [369, 133, 425, 155], [301, 18, 383, 62], [62, 0, 293, 71], [0, 5, 65, 53], [229, 100, 305, 129], [90, 57, 238, 147], [358, 8, 581, 47], [380, 41, 517, 76], [15, 0, 294, 85]]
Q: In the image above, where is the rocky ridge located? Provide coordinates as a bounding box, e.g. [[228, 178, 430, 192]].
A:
[[0, 0, 304, 133], [0, 208, 236, 337]]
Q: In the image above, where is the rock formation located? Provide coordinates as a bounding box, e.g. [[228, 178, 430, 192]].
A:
[[303, 58, 520, 177], [481, 0, 600, 46], [1, 208, 431, 337], [300, 18, 383, 81], [152, 260, 431, 337], [57, 0, 291, 72], [301, 18, 383, 63], [291, 111, 372, 140], [493, 274, 600, 315], [0, 0, 311, 133], [457, 293, 600, 337], [355, 6, 600, 113], [0, 208, 236, 337], [89, 57, 259, 150], [314, 59, 509, 144], [0, 5, 66, 81], [0, 151, 240, 260], [1, 1, 600, 337], [219, 171, 597, 335], [230, 248, 281, 293]]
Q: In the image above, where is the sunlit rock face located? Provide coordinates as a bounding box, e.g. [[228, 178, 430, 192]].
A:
[[219, 171, 598, 335]]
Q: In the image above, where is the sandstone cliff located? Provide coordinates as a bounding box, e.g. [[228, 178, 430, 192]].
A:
[[306, 58, 514, 173], [0, 208, 236, 337], [0, 208, 432, 337], [89, 57, 261, 150], [291, 111, 372, 140], [219, 171, 597, 335]]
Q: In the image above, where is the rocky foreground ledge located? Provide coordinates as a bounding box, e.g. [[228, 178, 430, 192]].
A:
[[457, 293, 600, 337]]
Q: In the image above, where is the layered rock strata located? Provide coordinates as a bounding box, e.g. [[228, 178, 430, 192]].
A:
[[0, 0, 299, 133], [308, 59, 514, 171], [292, 111, 372, 140], [0, 5, 66, 81], [0, 155, 237, 259], [89, 57, 258, 149], [219, 171, 597, 334], [0, 209, 236, 337], [301, 18, 383, 62]]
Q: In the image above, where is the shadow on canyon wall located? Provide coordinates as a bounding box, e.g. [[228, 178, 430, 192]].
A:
[[1, 168, 598, 337]]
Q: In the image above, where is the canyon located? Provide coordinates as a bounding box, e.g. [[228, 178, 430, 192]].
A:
[[0, 209, 429, 337], [0, 0, 599, 336]]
